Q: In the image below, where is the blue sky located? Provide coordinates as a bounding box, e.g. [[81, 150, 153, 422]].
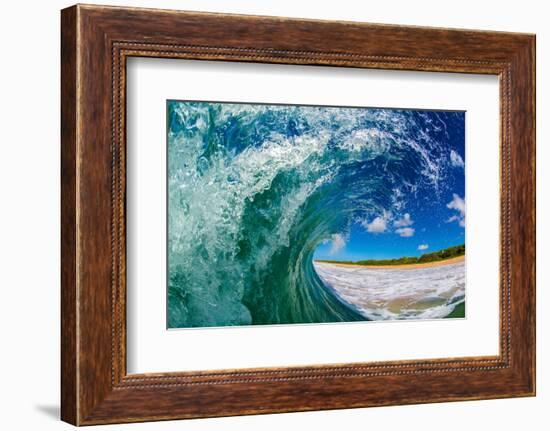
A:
[[314, 111, 465, 261]]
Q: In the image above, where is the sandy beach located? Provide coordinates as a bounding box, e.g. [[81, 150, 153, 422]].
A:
[[315, 255, 464, 270]]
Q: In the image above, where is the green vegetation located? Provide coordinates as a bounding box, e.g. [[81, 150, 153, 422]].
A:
[[316, 244, 465, 266], [445, 302, 465, 318]]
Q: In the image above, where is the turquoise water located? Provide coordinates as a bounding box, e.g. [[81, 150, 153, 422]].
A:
[[167, 101, 464, 328]]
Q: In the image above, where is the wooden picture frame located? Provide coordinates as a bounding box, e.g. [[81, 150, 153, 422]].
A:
[[61, 4, 535, 425]]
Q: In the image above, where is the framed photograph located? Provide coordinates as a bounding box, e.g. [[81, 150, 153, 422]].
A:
[[61, 4, 535, 425]]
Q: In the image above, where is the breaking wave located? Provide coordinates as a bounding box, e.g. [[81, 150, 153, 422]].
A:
[[167, 101, 462, 328]]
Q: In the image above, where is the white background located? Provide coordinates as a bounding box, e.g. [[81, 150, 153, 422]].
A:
[[0, 0, 547, 430], [127, 59, 499, 373]]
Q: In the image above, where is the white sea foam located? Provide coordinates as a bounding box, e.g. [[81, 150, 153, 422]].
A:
[[313, 261, 465, 320]]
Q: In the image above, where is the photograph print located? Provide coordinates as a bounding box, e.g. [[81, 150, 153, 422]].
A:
[[167, 100, 466, 329]]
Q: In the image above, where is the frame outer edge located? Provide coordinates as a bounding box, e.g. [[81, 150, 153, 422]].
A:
[[60, 4, 536, 425], [531, 34, 536, 396], [505, 35, 536, 396], [61, 5, 80, 426], [526, 35, 536, 396], [523, 34, 536, 395]]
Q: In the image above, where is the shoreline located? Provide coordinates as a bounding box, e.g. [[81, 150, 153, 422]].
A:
[[315, 255, 465, 270]]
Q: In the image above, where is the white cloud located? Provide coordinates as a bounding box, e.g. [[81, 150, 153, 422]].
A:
[[447, 216, 466, 228], [418, 244, 429, 251], [395, 227, 415, 237], [363, 216, 388, 233], [450, 150, 465, 168], [446, 193, 466, 227], [394, 213, 414, 228], [329, 234, 346, 255]]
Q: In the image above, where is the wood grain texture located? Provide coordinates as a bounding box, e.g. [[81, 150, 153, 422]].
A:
[[60, 6, 78, 425], [60, 4, 536, 425]]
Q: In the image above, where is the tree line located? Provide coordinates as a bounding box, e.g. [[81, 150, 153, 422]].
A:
[[317, 244, 465, 266]]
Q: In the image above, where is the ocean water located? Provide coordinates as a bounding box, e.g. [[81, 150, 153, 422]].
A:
[[167, 101, 465, 328], [313, 261, 465, 320]]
